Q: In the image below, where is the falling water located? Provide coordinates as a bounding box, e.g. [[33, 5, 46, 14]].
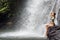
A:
[[0, 0, 56, 39]]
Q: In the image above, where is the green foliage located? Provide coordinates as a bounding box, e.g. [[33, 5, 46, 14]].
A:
[[0, 0, 10, 13]]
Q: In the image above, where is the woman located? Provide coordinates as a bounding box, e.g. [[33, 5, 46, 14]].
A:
[[46, 12, 60, 40]]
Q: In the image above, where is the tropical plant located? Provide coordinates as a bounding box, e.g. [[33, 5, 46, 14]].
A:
[[0, 0, 10, 13]]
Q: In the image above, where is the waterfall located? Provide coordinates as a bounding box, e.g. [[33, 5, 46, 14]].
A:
[[0, 0, 56, 38]]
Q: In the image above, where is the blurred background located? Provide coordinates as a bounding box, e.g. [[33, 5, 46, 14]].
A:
[[0, 0, 58, 40]]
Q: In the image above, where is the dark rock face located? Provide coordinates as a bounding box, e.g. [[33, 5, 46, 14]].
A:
[[47, 26, 60, 40]]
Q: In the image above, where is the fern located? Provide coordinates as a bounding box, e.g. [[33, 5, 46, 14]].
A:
[[0, 0, 10, 13]]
